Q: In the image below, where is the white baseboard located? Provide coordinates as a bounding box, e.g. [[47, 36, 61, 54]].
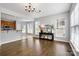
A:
[[1, 37, 69, 45], [54, 39, 69, 43], [69, 41, 78, 56], [1, 39, 22, 45]]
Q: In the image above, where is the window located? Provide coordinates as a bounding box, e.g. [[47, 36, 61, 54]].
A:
[[70, 10, 75, 26], [70, 4, 79, 52], [35, 21, 40, 35], [27, 22, 33, 34], [22, 25, 26, 33], [55, 18, 66, 37]]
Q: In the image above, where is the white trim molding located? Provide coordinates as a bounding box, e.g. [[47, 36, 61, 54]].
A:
[[1, 38, 22, 45], [69, 41, 79, 56], [54, 37, 69, 43]]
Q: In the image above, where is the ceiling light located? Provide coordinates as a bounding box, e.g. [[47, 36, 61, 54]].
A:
[[25, 3, 41, 13]]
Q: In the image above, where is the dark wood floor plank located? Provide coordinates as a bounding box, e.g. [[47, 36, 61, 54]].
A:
[[0, 36, 74, 56]]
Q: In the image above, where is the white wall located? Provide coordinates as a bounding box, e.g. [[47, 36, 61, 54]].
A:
[[0, 7, 33, 20], [35, 12, 70, 42]]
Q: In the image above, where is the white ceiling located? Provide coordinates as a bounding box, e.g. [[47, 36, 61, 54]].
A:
[[1, 13, 33, 22], [1, 13, 21, 21], [0, 3, 71, 19]]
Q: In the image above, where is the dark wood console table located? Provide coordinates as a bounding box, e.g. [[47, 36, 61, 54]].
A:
[[39, 32, 54, 40]]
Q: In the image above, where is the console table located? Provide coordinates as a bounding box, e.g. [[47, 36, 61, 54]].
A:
[[39, 32, 54, 40]]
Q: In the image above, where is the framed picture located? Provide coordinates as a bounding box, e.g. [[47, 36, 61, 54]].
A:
[[55, 17, 66, 37]]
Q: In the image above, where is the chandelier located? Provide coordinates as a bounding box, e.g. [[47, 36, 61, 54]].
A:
[[25, 3, 41, 13]]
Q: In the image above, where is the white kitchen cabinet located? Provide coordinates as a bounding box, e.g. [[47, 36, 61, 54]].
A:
[[1, 30, 22, 44]]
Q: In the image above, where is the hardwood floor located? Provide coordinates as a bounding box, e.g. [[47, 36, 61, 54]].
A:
[[0, 35, 74, 56]]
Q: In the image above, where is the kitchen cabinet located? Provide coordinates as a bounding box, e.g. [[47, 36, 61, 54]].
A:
[[1, 20, 16, 30]]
